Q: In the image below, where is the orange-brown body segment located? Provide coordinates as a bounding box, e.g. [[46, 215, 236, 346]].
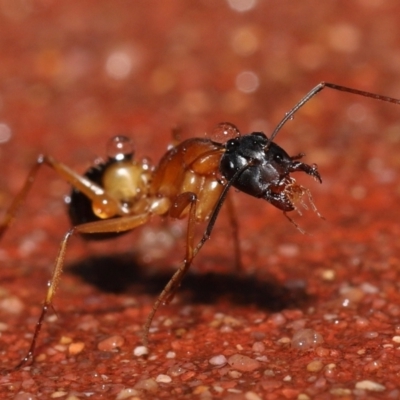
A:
[[150, 138, 225, 221]]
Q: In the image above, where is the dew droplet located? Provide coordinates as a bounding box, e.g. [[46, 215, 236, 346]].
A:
[[210, 122, 241, 142], [291, 328, 324, 350], [107, 135, 134, 161]]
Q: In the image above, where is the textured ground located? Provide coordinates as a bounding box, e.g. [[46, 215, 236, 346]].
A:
[[1, 1, 400, 399]]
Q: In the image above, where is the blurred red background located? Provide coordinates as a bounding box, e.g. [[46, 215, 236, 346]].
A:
[[1, 1, 400, 398]]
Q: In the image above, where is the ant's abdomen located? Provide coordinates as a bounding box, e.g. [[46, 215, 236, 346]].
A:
[[67, 161, 129, 240]]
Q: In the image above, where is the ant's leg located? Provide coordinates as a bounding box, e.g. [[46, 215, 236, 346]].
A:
[[143, 191, 198, 344], [0, 155, 123, 240], [143, 165, 251, 344], [289, 161, 322, 183], [0, 156, 44, 239], [142, 164, 251, 344], [13, 213, 150, 369], [225, 193, 242, 272], [13, 228, 73, 370]]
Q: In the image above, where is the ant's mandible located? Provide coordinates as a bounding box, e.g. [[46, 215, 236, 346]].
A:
[[1, 82, 400, 369]]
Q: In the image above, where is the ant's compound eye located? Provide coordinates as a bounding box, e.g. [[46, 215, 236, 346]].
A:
[[107, 135, 135, 161], [273, 153, 282, 162], [225, 138, 240, 152]]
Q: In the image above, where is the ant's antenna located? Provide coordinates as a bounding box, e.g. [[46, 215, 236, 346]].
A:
[[269, 81, 400, 142]]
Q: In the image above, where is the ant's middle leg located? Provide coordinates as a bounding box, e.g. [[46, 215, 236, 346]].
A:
[[225, 193, 242, 272], [14, 212, 151, 369], [142, 162, 253, 344], [143, 191, 199, 343]]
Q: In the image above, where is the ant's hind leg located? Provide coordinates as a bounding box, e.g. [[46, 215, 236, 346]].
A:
[[13, 228, 74, 369], [0, 155, 44, 239], [13, 212, 150, 369]]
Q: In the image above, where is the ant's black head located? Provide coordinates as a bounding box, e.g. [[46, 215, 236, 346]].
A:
[[220, 132, 293, 194], [219, 132, 321, 211], [223, 132, 295, 168]]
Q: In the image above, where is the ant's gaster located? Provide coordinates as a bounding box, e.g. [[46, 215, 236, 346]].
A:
[[1, 82, 400, 369]]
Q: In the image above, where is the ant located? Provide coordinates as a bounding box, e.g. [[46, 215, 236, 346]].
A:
[[1, 82, 400, 369]]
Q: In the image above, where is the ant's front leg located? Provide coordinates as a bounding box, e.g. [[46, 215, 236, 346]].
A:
[[289, 160, 322, 183], [263, 185, 295, 212], [224, 193, 242, 272]]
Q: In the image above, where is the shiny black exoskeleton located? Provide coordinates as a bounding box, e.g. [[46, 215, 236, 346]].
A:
[[219, 132, 322, 211]]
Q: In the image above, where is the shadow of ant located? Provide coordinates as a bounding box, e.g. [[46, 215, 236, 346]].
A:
[[67, 253, 312, 312]]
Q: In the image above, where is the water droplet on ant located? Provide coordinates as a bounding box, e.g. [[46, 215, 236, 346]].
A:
[[141, 157, 153, 171], [284, 112, 295, 121], [210, 122, 241, 143], [107, 135, 135, 161]]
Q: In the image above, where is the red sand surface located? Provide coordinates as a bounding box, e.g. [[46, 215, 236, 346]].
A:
[[1, 1, 400, 399]]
